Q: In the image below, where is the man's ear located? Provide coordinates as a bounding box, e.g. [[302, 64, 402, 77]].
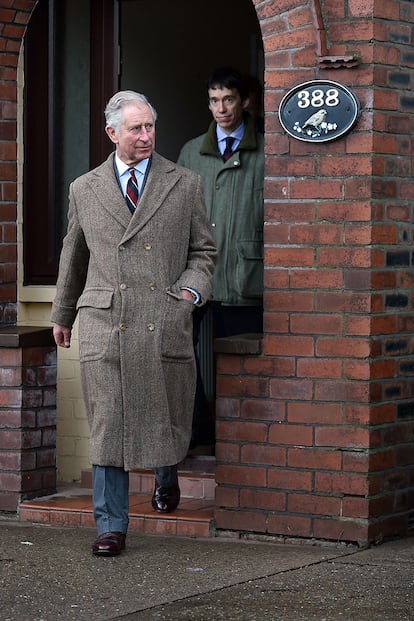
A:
[[242, 97, 251, 110], [105, 125, 118, 144]]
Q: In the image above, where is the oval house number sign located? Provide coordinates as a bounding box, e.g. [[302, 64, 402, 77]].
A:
[[278, 80, 361, 143]]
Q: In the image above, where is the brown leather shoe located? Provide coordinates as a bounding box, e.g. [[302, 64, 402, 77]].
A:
[[92, 531, 126, 556], [151, 482, 180, 513]]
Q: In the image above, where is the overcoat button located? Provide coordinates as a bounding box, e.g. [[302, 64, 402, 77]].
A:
[[149, 283, 156, 291], [119, 245, 125, 251], [144, 242, 152, 250], [119, 323, 126, 331], [147, 323, 155, 331], [120, 283, 127, 290]]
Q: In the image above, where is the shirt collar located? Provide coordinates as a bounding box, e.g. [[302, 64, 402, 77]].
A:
[[115, 153, 149, 178], [216, 122, 245, 144]]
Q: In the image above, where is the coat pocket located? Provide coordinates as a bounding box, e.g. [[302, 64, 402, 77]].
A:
[[161, 295, 194, 362], [236, 240, 264, 299], [76, 288, 114, 362]]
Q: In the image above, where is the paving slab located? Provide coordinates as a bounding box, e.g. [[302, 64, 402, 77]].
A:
[[1, 517, 413, 621]]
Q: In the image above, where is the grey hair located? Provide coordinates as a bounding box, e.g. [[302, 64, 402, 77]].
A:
[[104, 90, 158, 132]]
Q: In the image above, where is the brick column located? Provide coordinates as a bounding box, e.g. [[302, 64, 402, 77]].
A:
[[0, 326, 57, 512]]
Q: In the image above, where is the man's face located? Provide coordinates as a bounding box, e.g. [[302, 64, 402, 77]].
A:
[[208, 86, 249, 134], [105, 102, 155, 165]]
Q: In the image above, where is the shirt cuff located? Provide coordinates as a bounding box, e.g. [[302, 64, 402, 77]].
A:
[[181, 287, 201, 305]]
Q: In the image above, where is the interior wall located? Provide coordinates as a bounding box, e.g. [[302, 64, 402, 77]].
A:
[[120, 0, 263, 161]]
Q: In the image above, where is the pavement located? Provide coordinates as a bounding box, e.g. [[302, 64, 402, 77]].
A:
[[1, 515, 413, 621]]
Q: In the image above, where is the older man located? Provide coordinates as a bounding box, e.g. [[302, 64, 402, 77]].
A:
[[51, 91, 216, 556]]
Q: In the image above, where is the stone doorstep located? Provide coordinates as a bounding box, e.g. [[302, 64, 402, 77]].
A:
[[18, 457, 217, 539]]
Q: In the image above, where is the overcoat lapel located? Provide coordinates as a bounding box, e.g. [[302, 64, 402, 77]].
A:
[[89, 154, 131, 229], [86, 152, 181, 242], [121, 152, 181, 243]]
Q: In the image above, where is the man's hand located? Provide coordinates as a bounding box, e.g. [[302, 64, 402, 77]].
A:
[[53, 324, 72, 348]]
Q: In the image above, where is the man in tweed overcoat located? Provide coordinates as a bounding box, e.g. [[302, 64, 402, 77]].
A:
[[51, 91, 217, 556]]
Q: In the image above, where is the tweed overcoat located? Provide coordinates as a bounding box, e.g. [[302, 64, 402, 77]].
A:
[[51, 152, 217, 471]]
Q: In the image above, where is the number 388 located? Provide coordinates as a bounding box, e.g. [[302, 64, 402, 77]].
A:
[[297, 88, 340, 108]]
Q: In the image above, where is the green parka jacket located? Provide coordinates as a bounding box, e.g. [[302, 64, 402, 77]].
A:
[[177, 113, 264, 306]]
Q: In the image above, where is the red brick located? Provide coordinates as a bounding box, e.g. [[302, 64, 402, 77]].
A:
[[342, 496, 370, 518], [313, 518, 369, 544], [344, 359, 371, 380], [216, 356, 242, 375], [262, 311, 289, 334], [215, 508, 267, 533], [240, 488, 286, 511], [288, 493, 341, 516], [0, 471, 21, 491], [217, 420, 267, 443], [216, 376, 268, 398], [242, 357, 284, 376], [241, 399, 285, 422], [263, 223, 289, 244], [268, 468, 312, 491], [267, 513, 311, 537], [316, 425, 370, 449], [297, 358, 342, 379], [290, 224, 342, 245], [215, 486, 239, 508], [265, 246, 314, 267], [316, 292, 371, 313], [288, 402, 342, 425], [269, 424, 313, 448], [0, 491, 20, 512], [215, 442, 240, 463], [216, 464, 267, 487], [315, 472, 369, 495], [265, 290, 314, 313], [288, 447, 342, 470], [318, 247, 371, 268], [269, 378, 313, 401], [241, 444, 286, 466], [264, 202, 314, 223], [216, 398, 241, 418], [264, 335, 314, 356], [290, 178, 342, 199]]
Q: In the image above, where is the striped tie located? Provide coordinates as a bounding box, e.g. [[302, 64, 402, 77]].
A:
[[126, 168, 139, 213], [223, 136, 235, 161]]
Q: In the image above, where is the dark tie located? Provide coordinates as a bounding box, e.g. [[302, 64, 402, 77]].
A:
[[126, 168, 139, 213], [223, 136, 235, 161]]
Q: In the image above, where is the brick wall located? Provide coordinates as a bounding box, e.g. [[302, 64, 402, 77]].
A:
[[0, 327, 57, 512], [215, 0, 414, 545]]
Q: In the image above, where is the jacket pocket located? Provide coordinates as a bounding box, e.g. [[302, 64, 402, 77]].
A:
[[236, 240, 264, 299], [77, 288, 114, 362], [161, 295, 194, 362]]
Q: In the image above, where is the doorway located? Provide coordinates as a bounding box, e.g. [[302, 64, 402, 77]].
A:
[[119, 0, 264, 456], [119, 0, 263, 161]]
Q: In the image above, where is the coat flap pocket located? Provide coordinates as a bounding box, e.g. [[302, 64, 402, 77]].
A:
[[238, 240, 263, 260], [76, 288, 114, 310]]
